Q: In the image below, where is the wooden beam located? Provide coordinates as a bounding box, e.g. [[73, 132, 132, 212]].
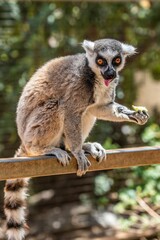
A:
[[6, 0, 149, 2], [0, 146, 160, 181]]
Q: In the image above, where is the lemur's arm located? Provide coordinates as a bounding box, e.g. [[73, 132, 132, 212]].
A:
[[89, 102, 149, 125]]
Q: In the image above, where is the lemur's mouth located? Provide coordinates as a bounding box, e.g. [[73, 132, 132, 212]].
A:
[[101, 70, 116, 87], [104, 79, 113, 87]]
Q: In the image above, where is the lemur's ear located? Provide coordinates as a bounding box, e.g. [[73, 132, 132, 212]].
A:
[[82, 40, 95, 55], [121, 43, 137, 56]]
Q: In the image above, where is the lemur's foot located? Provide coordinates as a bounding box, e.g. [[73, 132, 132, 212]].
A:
[[117, 106, 149, 125], [83, 142, 106, 162], [73, 150, 91, 177], [45, 148, 71, 166]]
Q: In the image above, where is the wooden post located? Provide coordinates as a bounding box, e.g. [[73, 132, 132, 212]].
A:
[[0, 146, 160, 181]]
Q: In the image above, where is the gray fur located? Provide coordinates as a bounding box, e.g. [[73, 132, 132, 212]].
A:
[[94, 39, 122, 52], [16, 38, 148, 176], [4, 38, 149, 240]]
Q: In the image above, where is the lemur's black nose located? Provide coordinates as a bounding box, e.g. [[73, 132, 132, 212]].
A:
[[104, 69, 116, 79]]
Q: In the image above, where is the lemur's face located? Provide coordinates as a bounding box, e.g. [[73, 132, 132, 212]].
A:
[[82, 39, 136, 87]]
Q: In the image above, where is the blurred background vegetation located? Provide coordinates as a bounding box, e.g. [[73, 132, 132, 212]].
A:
[[0, 1, 160, 239]]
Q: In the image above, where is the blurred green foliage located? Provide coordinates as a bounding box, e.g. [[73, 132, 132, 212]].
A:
[[0, 0, 160, 232], [142, 123, 160, 145]]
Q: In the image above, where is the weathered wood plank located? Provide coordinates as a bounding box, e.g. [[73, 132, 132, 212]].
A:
[[56, 0, 134, 1], [0, 146, 160, 181]]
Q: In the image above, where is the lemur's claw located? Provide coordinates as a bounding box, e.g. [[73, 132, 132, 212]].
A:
[[129, 110, 149, 125], [131, 105, 149, 124], [118, 105, 149, 125], [45, 148, 71, 166], [73, 150, 91, 177], [142, 110, 149, 117], [83, 142, 107, 162]]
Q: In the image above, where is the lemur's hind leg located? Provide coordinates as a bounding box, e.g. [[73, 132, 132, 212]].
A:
[[83, 142, 106, 162], [81, 112, 106, 162], [23, 100, 71, 166]]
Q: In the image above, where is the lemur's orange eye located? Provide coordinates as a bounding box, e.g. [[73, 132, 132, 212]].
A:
[[97, 59, 104, 65], [114, 57, 121, 65], [96, 58, 106, 66]]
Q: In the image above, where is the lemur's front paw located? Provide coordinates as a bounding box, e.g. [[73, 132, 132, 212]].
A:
[[117, 106, 149, 125], [128, 110, 149, 125], [45, 148, 71, 166], [73, 150, 91, 177], [83, 142, 106, 162]]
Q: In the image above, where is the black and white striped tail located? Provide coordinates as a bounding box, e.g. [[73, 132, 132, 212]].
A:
[[4, 145, 29, 240]]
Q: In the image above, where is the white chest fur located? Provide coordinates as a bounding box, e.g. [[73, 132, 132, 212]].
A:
[[94, 80, 115, 104], [81, 82, 116, 142]]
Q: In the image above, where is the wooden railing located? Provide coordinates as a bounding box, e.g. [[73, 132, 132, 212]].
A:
[[0, 146, 160, 181]]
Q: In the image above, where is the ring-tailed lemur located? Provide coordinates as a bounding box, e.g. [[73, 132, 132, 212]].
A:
[[4, 39, 149, 240]]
